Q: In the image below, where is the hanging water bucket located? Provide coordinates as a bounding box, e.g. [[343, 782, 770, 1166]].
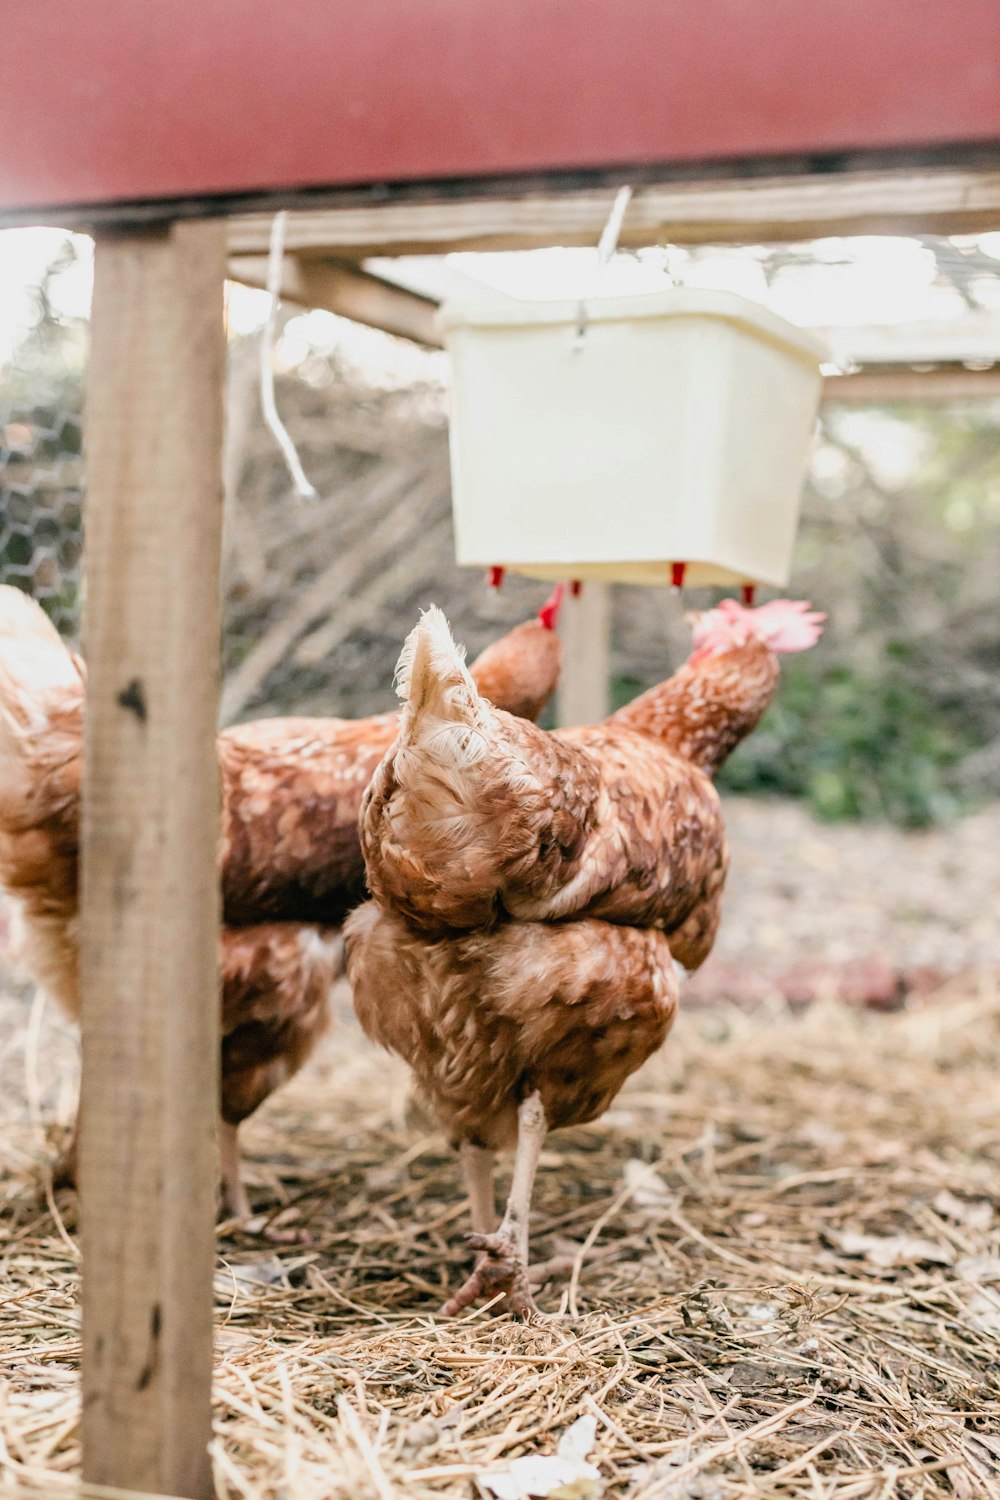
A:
[[440, 289, 826, 588]]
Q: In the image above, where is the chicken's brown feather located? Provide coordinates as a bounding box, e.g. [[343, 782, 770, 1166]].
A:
[[219, 719, 389, 923], [609, 636, 779, 776], [219, 924, 341, 1125], [219, 621, 561, 924], [346, 903, 678, 1152], [364, 709, 728, 959], [0, 589, 561, 1196], [0, 694, 82, 1021]]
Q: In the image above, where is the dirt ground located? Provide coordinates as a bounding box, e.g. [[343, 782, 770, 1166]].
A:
[[687, 798, 1000, 1010], [0, 798, 998, 1498]]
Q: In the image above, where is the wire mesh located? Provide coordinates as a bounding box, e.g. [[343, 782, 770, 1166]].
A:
[[0, 239, 86, 639]]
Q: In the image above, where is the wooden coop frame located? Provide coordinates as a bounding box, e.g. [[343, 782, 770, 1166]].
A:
[[224, 184, 1000, 727], [2, 2, 999, 1494]]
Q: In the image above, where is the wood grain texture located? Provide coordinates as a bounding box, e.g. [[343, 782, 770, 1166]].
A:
[[825, 368, 1000, 403], [228, 254, 441, 346], [80, 220, 227, 1499], [227, 169, 1000, 259], [557, 583, 611, 728]]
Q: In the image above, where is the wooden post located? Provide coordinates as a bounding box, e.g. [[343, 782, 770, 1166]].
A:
[[80, 221, 227, 1499], [556, 582, 611, 727]]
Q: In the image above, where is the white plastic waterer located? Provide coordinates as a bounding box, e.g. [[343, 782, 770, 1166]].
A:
[[439, 288, 827, 590]]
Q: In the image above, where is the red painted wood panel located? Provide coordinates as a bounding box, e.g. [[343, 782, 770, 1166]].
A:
[[2, 0, 999, 217]]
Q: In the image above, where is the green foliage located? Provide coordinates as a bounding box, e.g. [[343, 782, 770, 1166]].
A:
[[614, 648, 979, 831], [715, 656, 971, 829], [613, 401, 1000, 829]]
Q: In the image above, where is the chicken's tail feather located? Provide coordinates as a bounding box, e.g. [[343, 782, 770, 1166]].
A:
[[394, 606, 493, 767], [382, 606, 519, 868]]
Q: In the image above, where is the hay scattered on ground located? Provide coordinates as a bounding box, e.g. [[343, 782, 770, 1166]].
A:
[[1, 977, 998, 1499]]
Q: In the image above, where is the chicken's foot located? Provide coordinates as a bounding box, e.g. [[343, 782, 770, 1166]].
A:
[[529, 1251, 577, 1288], [217, 1122, 312, 1243], [442, 1092, 546, 1319]]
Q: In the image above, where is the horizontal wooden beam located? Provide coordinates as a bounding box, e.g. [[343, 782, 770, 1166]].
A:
[[231, 249, 1000, 390], [228, 253, 441, 346], [821, 315, 1000, 368], [228, 167, 1000, 259], [824, 365, 1000, 402]]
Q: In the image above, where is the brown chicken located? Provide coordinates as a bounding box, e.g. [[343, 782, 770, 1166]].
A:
[[220, 613, 562, 923], [217, 922, 342, 1218], [347, 904, 680, 1313], [347, 597, 824, 1312], [55, 921, 343, 1222], [361, 599, 822, 943], [0, 585, 562, 1219]]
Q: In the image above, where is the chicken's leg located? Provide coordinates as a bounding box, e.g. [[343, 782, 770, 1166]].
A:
[[52, 1112, 80, 1189], [218, 1120, 313, 1243], [442, 1092, 546, 1319], [219, 1120, 251, 1221], [461, 1141, 497, 1234]]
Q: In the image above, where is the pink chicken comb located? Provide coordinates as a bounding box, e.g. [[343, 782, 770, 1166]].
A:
[[689, 598, 826, 661]]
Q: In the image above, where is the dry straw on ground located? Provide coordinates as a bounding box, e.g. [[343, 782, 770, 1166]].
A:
[[1, 975, 998, 1499]]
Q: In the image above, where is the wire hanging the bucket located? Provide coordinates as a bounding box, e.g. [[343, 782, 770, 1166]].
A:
[[260, 211, 319, 501], [574, 185, 633, 347]]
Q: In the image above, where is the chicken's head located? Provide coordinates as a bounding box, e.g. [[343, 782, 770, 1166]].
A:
[[688, 598, 825, 663]]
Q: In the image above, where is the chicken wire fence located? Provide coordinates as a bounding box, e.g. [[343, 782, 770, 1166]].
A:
[[0, 234, 546, 719], [0, 243, 84, 638], [3, 231, 1000, 823]]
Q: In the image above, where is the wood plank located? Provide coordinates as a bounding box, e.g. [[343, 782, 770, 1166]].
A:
[[821, 315, 1000, 367], [227, 168, 1000, 259], [557, 583, 611, 728], [229, 253, 442, 346], [80, 220, 227, 1500], [824, 366, 1000, 402]]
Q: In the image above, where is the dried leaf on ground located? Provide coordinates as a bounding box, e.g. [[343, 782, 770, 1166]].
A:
[[479, 1416, 603, 1500]]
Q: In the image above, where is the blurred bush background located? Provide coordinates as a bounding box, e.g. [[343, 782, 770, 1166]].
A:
[[2, 235, 999, 828]]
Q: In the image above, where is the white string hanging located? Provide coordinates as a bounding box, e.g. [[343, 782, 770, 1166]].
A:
[[574, 184, 633, 345], [259, 210, 318, 501]]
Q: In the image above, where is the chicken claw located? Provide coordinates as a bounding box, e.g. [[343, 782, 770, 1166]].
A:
[[441, 1092, 549, 1319], [528, 1251, 577, 1288], [248, 1207, 314, 1246], [440, 1228, 537, 1319]]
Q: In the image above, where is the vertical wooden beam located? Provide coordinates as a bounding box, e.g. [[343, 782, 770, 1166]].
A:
[[556, 582, 612, 727], [80, 220, 227, 1499]]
